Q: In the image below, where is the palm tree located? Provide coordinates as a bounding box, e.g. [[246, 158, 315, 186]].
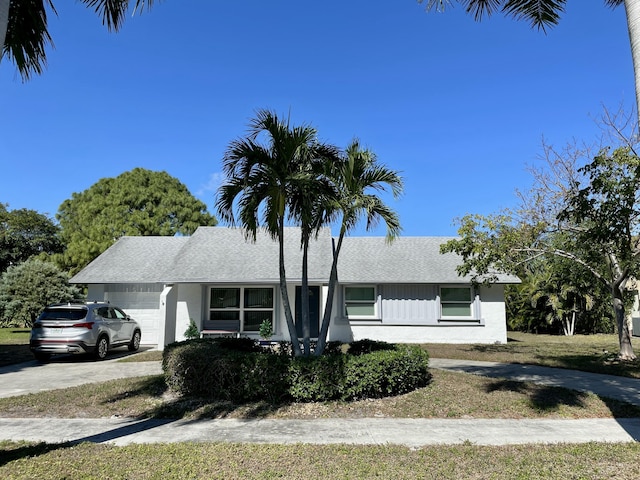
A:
[[314, 140, 404, 356], [1, 0, 155, 80], [421, 1, 640, 120], [288, 146, 341, 356], [215, 109, 340, 357]]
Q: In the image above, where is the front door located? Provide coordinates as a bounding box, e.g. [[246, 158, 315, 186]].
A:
[[295, 286, 320, 338]]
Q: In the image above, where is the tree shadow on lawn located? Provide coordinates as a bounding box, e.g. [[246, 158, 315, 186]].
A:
[[485, 379, 590, 412], [96, 375, 294, 421], [484, 378, 640, 418], [0, 344, 33, 369], [0, 441, 71, 469], [531, 353, 640, 379], [147, 392, 304, 421], [463, 342, 640, 379]]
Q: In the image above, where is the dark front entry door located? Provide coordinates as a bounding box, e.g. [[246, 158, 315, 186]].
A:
[[295, 286, 320, 338]]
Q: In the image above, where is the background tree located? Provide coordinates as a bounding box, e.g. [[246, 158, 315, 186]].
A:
[[1, 0, 156, 80], [0, 203, 63, 273], [56, 167, 217, 275], [526, 255, 597, 336], [507, 254, 613, 335], [0, 258, 83, 327], [420, 1, 640, 122], [442, 138, 640, 359]]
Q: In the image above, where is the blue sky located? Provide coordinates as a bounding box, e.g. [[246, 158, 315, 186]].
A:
[[0, 1, 634, 237]]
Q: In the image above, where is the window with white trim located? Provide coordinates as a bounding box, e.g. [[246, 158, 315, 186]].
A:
[[209, 287, 274, 332], [440, 286, 473, 318], [344, 286, 377, 319]]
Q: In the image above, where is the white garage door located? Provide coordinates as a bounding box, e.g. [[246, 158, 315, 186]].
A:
[[103, 284, 163, 345]]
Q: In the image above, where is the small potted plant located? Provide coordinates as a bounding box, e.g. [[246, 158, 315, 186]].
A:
[[259, 319, 273, 346]]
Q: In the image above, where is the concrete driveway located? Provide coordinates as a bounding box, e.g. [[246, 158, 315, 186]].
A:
[[0, 348, 163, 398]]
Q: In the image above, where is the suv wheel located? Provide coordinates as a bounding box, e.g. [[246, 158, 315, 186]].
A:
[[128, 330, 141, 352], [95, 336, 109, 360]]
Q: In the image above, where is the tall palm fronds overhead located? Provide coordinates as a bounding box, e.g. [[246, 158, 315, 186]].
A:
[[0, 0, 155, 80]]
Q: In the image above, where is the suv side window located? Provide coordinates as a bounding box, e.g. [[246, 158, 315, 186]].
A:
[[96, 307, 109, 318], [113, 308, 127, 320]]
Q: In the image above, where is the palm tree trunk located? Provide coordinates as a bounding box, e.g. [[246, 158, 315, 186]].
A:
[[0, 0, 10, 61], [301, 235, 311, 356], [625, 0, 640, 120], [278, 221, 301, 356], [315, 232, 345, 356]]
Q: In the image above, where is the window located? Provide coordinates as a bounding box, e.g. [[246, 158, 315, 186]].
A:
[[243, 288, 274, 331], [440, 287, 473, 318], [344, 286, 377, 319], [209, 287, 240, 322], [209, 287, 274, 332]]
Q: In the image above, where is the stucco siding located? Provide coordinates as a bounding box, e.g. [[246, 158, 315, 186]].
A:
[[175, 284, 203, 341], [476, 284, 508, 344], [337, 284, 507, 344]]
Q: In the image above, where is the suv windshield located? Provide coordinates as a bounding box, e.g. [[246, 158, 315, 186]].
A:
[[39, 308, 87, 321]]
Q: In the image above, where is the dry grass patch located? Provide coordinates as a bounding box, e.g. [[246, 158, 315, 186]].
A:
[[1, 441, 639, 479], [1, 369, 637, 420], [424, 332, 640, 378]]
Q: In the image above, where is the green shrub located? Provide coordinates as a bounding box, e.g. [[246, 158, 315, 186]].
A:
[[347, 339, 395, 356], [341, 345, 430, 400], [163, 339, 289, 402], [288, 354, 347, 402], [163, 339, 431, 403], [210, 336, 262, 353]]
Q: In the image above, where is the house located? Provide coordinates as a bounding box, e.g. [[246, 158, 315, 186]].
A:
[[69, 226, 519, 349]]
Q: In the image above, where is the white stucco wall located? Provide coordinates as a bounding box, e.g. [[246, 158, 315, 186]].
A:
[[336, 284, 508, 345], [174, 284, 203, 342], [93, 281, 508, 347]]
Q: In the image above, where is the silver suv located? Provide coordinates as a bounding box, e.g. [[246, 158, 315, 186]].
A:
[[30, 302, 142, 361]]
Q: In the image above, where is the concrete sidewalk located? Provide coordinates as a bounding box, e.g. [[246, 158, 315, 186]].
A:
[[0, 417, 638, 446], [1, 355, 640, 446]]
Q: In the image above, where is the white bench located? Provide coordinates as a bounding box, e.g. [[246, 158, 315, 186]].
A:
[[200, 329, 240, 338]]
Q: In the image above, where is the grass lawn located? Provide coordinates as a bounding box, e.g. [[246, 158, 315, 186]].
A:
[[1, 330, 640, 478], [1, 441, 639, 479], [423, 331, 640, 379]]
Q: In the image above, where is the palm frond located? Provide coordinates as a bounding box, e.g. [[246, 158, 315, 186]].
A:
[[81, 0, 155, 31], [3, 0, 55, 80], [501, 0, 566, 31]]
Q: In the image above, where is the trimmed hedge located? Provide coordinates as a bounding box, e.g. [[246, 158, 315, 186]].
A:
[[163, 338, 289, 402], [163, 338, 430, 403]]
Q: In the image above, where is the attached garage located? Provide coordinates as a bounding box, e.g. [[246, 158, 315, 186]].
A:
[[72, 236, 190, 348]]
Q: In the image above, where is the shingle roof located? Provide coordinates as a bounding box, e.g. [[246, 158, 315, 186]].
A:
[[337, 236, 518, 284], [69, 227, 519, 285], [69, 236, 189, 284], [164, 227, 333, 283]]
